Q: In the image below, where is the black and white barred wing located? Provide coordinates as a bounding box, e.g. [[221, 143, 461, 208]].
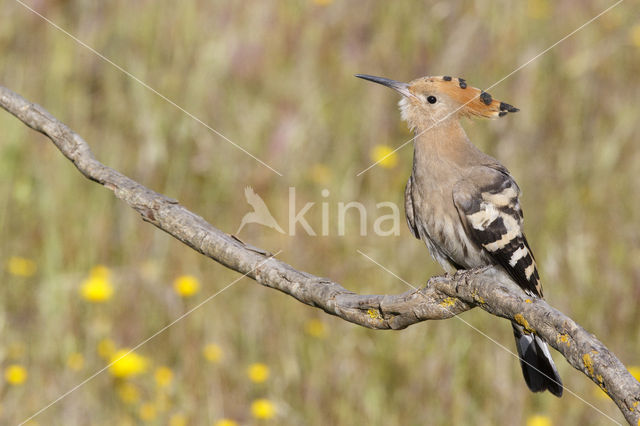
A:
[[453, 166, 542, 297]]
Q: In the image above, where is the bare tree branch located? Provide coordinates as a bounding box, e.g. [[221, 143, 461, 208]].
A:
[[1, 85, 638, 424]]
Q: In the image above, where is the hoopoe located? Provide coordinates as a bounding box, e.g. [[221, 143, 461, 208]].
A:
[[357, 73, 563, 397]]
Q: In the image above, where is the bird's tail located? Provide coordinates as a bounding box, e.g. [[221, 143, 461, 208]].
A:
[[512, 322, 563, 397]]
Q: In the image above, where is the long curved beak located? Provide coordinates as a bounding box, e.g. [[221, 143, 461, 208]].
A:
[[355, 74, 412, 98]]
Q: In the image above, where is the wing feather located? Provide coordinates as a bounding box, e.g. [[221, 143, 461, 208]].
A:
[[404, 176, 420, 239], [453, 167, 542, 296]]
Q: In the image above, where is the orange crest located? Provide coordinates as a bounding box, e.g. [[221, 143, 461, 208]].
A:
[[409, 76, 519, 119]]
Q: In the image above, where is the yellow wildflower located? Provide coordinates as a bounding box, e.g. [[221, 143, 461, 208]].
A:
[[139, 403, 157, 421], [173, 275, 200, 298], [154, 366, 173, 388], [203, 343, 223, 363], [370, 145, 398, 169], [97, 338, 116, 358], [7, 256, 37, 277], [80, 265, 114, 302], [247, 363, 270, 383], [67, 352, 84, 371], [251, 398, 276, 419], [629, 365, 640, 381], [109, 349, 148, 378], [526, 414, 552, 426], [4, 364, 27, 385], [629, 24, 640, 47], [169, 413, 188, 426], [304, 319, 327, 338], [117, 382, 140, 404], [214, 419, 238, 426]]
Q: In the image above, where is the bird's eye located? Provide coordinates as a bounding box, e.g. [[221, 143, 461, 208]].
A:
[[427, 95, 437, 104]]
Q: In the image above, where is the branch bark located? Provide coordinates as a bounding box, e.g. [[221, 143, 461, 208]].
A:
[[1, 85, 638, 424]]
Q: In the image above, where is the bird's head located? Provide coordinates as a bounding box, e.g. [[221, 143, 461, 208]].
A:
[[355, 74, 519, 131]]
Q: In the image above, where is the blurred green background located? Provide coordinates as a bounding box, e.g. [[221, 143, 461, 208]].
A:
[[1, 0, 639, 424]]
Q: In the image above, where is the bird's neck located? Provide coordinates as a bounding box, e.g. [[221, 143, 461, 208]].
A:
[[412, 119, 484, 173]]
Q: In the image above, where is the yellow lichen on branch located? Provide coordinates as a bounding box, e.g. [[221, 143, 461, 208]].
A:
[[583, 352, 598, 377], [439, 297, 456, 307], [514, 314, 535, 334], [367, 308, 382, 320], [471, 291, 485, 304], [556, 333, 571, 347]]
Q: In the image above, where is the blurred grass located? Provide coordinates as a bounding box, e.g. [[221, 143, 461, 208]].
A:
[[1, 0, 639, 424]]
